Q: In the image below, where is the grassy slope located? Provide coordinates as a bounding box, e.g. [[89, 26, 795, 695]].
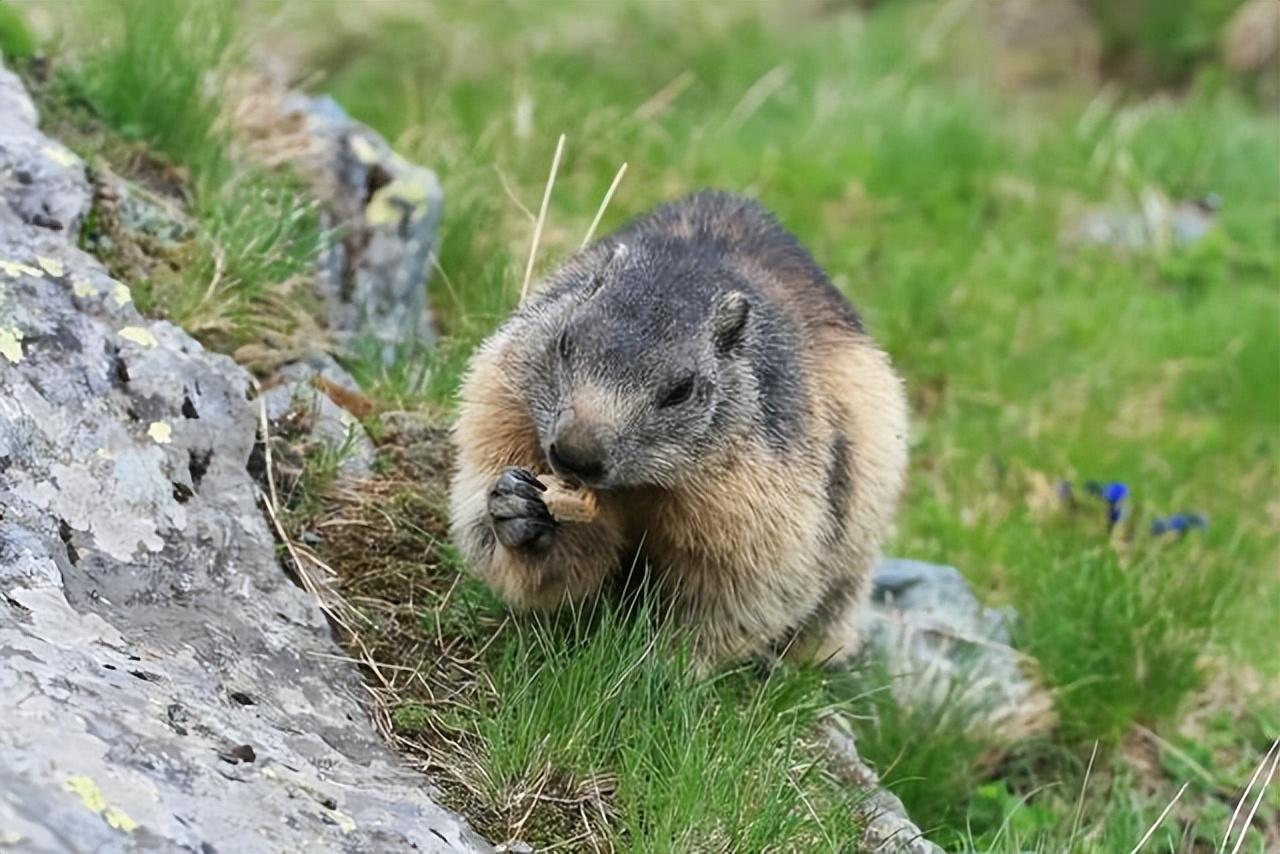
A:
[[21, 0, 321, 352], [19, 0, 1279, 849], [286, 1, 1278, 848]]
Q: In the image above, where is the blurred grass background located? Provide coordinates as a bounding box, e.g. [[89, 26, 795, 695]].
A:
[[4, 0, 1277, 849]]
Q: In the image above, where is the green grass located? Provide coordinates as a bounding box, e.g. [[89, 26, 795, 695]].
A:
[[474, 603, 864, 850], [34, 0, 321, 348], [278, 0, 1276, 845], [831, 660, 1000, 844], [0, 0, 36, 59], [24, 0, 1280, 849]]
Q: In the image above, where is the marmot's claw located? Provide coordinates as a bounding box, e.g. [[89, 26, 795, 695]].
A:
[[510, 468, 547, 491], [489, 467, 556, 554], [491, 466, 547, 499]]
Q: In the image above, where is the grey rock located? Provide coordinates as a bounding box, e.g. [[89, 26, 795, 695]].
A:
[[1062, 188, 1219, 253], [863, 558, 1055, 742], [0, 65, 90, 236], [822, 715, 944, 854], [111, 176, 192, 245], [282, 91, 444, 365], [262, 355, 376, 479], [0, 61, 487, 854], [817, 557, 1053, 854]]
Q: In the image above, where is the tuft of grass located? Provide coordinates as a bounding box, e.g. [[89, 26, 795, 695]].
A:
[[38, 0, 322, 349], [1015, 537, 1232, 746], [0, 0, 36, 60], [479, 602, 863, 851], [70, 0, 235, 176], [830, 659, 999, 844]]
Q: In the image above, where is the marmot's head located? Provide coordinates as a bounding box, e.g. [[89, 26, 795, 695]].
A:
[[516, 241, 799, 491]]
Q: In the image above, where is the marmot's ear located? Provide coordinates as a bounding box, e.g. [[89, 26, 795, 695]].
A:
[[711, 291, 750, 353]]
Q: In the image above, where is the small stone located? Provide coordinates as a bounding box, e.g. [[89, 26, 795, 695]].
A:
[[218, 744, 257, 765], [863, 558, 1056, 742]]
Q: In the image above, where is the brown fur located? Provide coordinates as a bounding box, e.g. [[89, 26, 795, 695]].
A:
[[449, 191, 908, 664]]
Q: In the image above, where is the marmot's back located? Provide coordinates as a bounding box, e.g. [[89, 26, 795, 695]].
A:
[[613, 190, 865, 338]]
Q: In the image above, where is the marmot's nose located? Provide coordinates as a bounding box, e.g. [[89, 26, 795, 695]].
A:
[[548, 421, 608, 482]]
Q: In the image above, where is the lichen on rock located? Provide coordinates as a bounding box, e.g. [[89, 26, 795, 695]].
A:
[[0, 59, 487, 854]]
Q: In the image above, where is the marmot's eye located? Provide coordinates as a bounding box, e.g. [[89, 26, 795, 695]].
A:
[[658, 375, 696, 408], [558, 330, 572, 361]]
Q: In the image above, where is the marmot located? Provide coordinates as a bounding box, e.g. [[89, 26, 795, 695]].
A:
[[449, 191, 908, 664]]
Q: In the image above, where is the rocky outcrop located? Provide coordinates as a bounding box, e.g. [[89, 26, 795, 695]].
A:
[[0, 61, 486, 853], [232, 84, 445, 366], [864, 558, 1055, 744], [839, 558, 1057, 852]]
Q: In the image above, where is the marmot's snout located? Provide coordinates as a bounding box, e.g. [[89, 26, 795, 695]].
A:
[[548, 417, 609, 484]]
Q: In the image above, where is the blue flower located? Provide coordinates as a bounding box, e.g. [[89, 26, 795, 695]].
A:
[[1102, 482, 1129, 504], [1099, 481, 1129, 527], [1151, 513, 1208, 536]]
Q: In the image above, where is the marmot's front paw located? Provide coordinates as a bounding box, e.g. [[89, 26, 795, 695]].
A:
[[488, 467, 556, 554]]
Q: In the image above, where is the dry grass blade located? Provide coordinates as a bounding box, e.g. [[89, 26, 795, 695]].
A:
[[1220, 738, 1279, 853], [494, 164, 536, 225], [581, 162, 628, 249], [519, 132, 566, 303], [633, 70, 695, 121], [254, 393, 360, 635], [1069, 740, 1099, 847], [1226, 738, 1280, 854], [723, 64, 790, 132], [1128, 781, 1189, 854]]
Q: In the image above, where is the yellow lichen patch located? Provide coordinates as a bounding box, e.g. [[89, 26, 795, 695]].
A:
[[36, 256, 65, 278], [111, 283, 133, 306], [118, 326, 158, 348], [73, 278, 96, 298], [329, 808, 358, 834], [147, 422, 173, 444], [41, 144, 79, 168], [366, 178, 430, 227], [349, 135, 380, 165], [0, 327, 23, 364], [104, 806, 140, 833], [63, 776, 139, 834], [1, 259, 43, 278]]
